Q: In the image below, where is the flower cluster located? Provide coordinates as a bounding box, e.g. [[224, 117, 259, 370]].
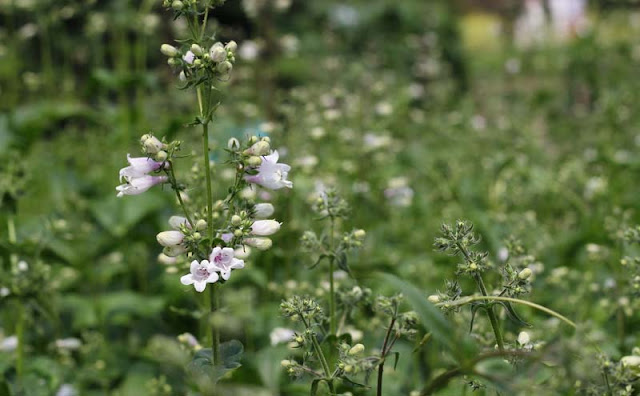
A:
[[116, 135, 172, 197], [179, 247, 245, 292], [161, 40, 237, 85]]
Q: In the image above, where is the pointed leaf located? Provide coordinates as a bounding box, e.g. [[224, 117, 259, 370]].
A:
[[497, 301, 531, 327]]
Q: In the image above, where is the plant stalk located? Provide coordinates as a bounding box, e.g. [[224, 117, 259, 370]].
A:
[[328, 217, 336, 336], [377, 316, 396, 396]]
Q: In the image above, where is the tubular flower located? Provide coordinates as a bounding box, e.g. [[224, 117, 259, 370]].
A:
[[180, 260, 219, 292], [209, 247, 244, 280], [244, 150, 293, 190], [116, 175, 168, 197], [116, 154, 168, 197]]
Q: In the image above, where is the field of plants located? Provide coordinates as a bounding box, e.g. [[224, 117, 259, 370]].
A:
[[1, 0, 640, 395]]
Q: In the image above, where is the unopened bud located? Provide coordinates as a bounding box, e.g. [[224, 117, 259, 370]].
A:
[[244, 140, 271, 156], [427, 295, 440, 304], [517, 331, 530, 345], [518, 268, 532, 280], [354, 229, 366, 239], [249, 135, 259, 144], [157, 231, 184, 247], [144, 135, 165, 154], [281, 359, 292, 368], [469, 262, 477, 270], [158, 253, 177, 265], [247, 156, 262, 167], [209, 43, 226, 62], [344, 365, 353, 373], [231, 215, 242, 226], [234, 229, 243, 237], [140, 134, 152, 144], [251, 220, 281, 236], [161, 44, 179, 57], [167, 58, 179, 66], [191, 232, 201, 240], [216, 60, 233, 74], [227, 137, 240, 150], [190, 43, 203, 56], [245, 237, 272, 251], [254, 203, 275, 218], [156, 150, 168, 162], [348, 344, 365, 355], [172, 0, 184, 10], [225, 40, 237, 52], [179, 71, 186, 81]]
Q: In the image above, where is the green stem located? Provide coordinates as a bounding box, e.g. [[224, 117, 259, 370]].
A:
[[309, 330, 336, 395], [210, 284, 220, 365], [455, 242, 504, 351], [435, 295, 577, 328], [168, 163, 194, 228], [475, 274, 504, 351], [377, 316, 396, 396], [16, 304, 24, 385], [328, 217, 336, 337]]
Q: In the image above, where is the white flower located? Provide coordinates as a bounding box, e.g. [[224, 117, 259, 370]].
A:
[[116, 175, 168, 197], [244, 150, 293, 190], [209, 247, 244, 280], [254, 203, 275, 218], [180, 260, 219, 292], [245, 237, 272, 251], [141, 135, 165, 154], [517, 331, 531, 346], [0, 335, 18, 351], [164, 244, 187, 257], [56, 384, 77, 396], [621, 355, 640, 368], [209, 42, 227, 62], [251, 220, 281, 236], [55, 338, 82, 350], [270, 327, 295, 345], [156, 230, 185, 247]]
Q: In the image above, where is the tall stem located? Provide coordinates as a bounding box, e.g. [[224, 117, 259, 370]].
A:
[[304, 318, 335, 395], [8, 216, 22, 383], [377, 316, 396, 396], [474, 274, 504, 351], [455, 242, 504, 351], [328, 217, 336, 336], [210, 284, 220, 365]]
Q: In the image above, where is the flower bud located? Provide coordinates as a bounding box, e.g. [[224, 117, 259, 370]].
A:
[[216, 60, 233, 74], [163, 245, 187, 257], [190, 43, 203, 56], [155, 150, 168, 162], [234, 229, 243, 237], [140, 134, 152, 144], [621, 355, 640, 368], [244, 140, 271, 156], [254, 203, 275, 218], [354, 229, 366, 239], [195, 219, 207, 231], [469, 262, 477, 270], [234, 246, 251, 259], [518, 268, 532, 280], [225, 40, 237, 53], [191, 232, 201, 240], [172, 0, 184, 10], [169, 216, 189, 230], [348, 343, 365, 356], [209, 43, 226, 62], [143, 135, 165, 154], [517, 331, 530, 345], [249, 135, 259, 144], [167, 58, 179, 66], [157, 230, 184, 247], [281, 360, 293, 368], [227, 137, 240, 150], [427, 295, 440, 304], [344, 365, 353, 373], [160, 44, 179, 57], [245, 237, 273, 251], [231, 215, 242, 226], [251, 220, 281, 236], [247, 156, 262, 167], [158, 253, 177, 265]]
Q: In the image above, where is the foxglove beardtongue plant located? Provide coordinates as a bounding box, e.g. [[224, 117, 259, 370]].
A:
[[114, 0, 292, 387]]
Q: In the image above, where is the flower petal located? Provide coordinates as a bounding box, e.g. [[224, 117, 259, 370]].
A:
[[180, 274, 195, 285]]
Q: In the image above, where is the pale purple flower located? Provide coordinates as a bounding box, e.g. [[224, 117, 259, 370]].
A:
[[220, 233, 233, 243], [119, 154, 165, 182], [116, 175, 168, 197], [209, 247, 244, 280], [183, 50, 195, 65], [244, 151, 293, 190], [180, 260, 219, 292]]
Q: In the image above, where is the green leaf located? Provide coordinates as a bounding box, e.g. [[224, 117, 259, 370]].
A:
[[496, 301, 531, 327], [255, 346, 289, 393], [378, 273, 477, 360], [187, 340, 244, 384], [90, 193, 166, 238]]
